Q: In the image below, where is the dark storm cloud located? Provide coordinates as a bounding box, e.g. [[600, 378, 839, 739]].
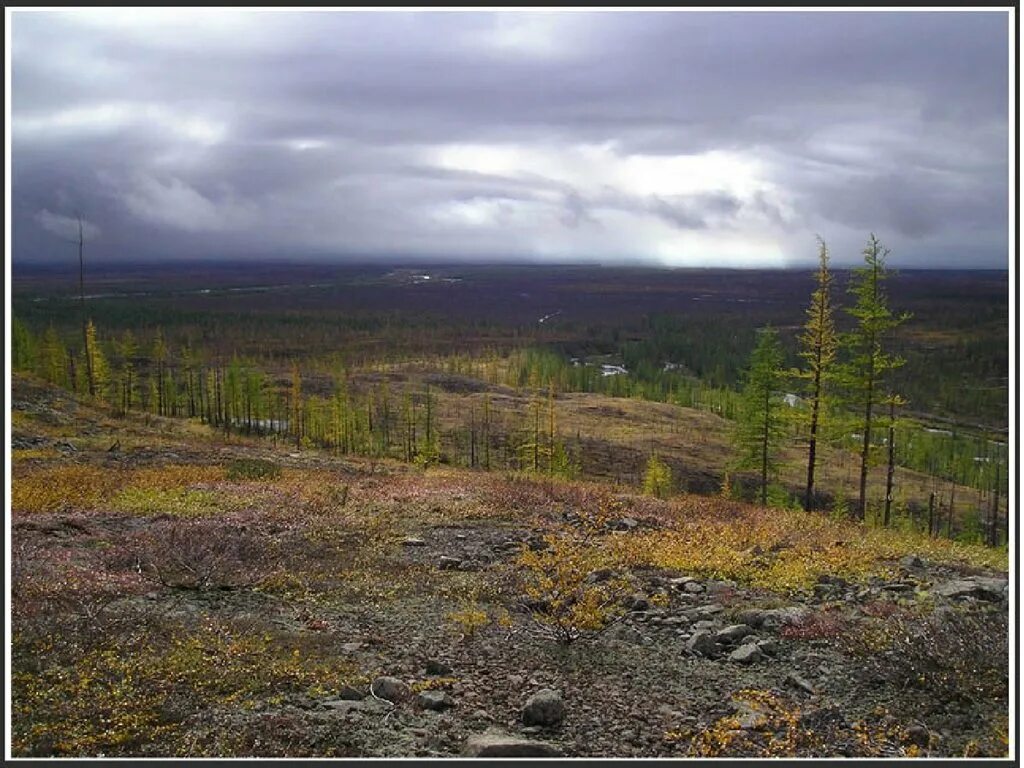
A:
[[10, 10, 1010, 267]]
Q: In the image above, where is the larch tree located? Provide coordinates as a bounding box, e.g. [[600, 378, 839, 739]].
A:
[[794, 237, 838, 511], [837, 234, 909, 521], [733, 326, 787, 506]]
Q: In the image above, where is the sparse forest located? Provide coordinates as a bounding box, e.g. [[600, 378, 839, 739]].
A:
[[10, 248, 1010, 758]]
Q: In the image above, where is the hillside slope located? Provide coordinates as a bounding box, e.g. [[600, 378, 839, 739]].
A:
[[9, 374, 1009, 758]]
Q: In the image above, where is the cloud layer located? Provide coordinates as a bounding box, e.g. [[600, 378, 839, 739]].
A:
[[11, 10, 1010, 267]]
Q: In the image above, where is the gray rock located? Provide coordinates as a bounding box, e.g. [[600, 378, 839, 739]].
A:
[[425, 660, 453, 676], [881, 581, 916, 592], [522, 689, 565, 727], [694, 603, 724, 616], [760, 606, 808, 629], [729, 643, 764, 664], [933, 578, 1006, 601], [905, 724, 931, 748], [669, 576, 697, 588], [527, 536, 549, 552], [626, 594, 650, 612], [370, 676, 410, 702], [438, 556, 463, 570], [323, 697, 391, 714], [607, 624, 645, 644], [785, 673, 816, 695], [734, 608, 768, 628], [340, 641, 365, 653], [418, 691, 456, 711], [756, 638, 780, 656], [614, 517, 639, 532], [900, 554, 924, 570], [693, 619, 718, 631], [463, 729, 562, 757], [686, 630, 719, 658], [683, 581, 705, 594], [585, 567, 616, 584], [716, 624, 754, 644]]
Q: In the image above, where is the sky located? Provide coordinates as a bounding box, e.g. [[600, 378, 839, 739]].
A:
[[8, 9, 1012, 268]]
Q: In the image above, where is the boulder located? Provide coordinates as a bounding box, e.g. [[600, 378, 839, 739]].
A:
[[522, 689, 565, 727], [425, 660, 453, 676], [785, 673, 816, 695], [370, 676, 410, 702], [625, 594, 650, 612], [418, 691, 456, 711], [463, 729, 562, 757], [900, 554, 925, 570], [716, 624, 754, 644], [686, 630, 719, 658], [729, 643, 764, 664], [933, 578, 1006, 602]]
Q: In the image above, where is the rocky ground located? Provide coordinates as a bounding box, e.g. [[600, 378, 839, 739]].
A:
[[9, 375, 1011, 758]]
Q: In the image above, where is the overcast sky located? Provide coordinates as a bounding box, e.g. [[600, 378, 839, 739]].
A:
[[9, 9, 1011, 268]]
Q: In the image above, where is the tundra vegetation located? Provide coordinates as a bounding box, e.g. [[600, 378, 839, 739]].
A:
[[9, 242, 1009, 758]]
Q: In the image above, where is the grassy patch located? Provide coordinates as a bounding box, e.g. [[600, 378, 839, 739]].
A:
[[12, 621, 359, 757]]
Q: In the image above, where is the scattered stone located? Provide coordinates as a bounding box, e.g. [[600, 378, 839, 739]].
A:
[[683, 581, 705, 594], [438, 556, 463, 570], [905, 724, 931, 748], [686, 630, 719, 658], [425, 660, 453, 676], [881, 581, 916, 592], [900, 554, 924, 570], [816, 574, 849, 588], [693, 620, 718, 631], [463, 729, 562, 757], [586, 567, 616, 584], [760, 606, 809, 629], [526, 536, 549, 552], [522, 689, 565, 727], [370, 676, 410, 702], [614, 517, 639, 532], [933, 577, 1006, 602], [626, 594, 650, 612], [694, 603, 724, 617], [756, 638, 780, 656], [785, 673, 816, 695], [340, 642, 365, 653], [729, 643, 764, 664], [607, 624, 645, 644], [401, 537, 427, 547], [716, 624, 754, 644], [418, 691, 456, 711], [734, 609, 767, 628]]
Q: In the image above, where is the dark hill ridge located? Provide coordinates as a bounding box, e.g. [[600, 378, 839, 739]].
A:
[[9, 374, 1009, 758]]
